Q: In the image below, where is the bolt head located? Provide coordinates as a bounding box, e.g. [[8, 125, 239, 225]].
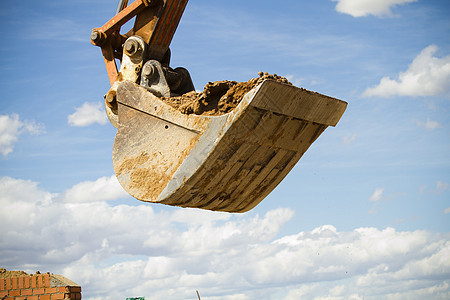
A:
[[106, 91, 117, 104], [91, 30, 106, 46], [124, 39, 139, 56], [125, 42, 135, 52], [91, 31, 99, 41], [143, 65, 156, 77]]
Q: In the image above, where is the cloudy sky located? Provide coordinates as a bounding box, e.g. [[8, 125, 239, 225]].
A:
[[0, 0, 449, 299]]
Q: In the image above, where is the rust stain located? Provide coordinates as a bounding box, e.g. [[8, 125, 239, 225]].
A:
[[116, 132, 202, 202], [116, 71, 124, 82], [130, 167, 166, 200], [116, 151, 150, 176], [116, 151, 170, 200]]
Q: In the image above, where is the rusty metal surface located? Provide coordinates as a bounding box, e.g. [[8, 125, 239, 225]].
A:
[[92, 0, 190, 88], [101, 44, 119, 85], [147, 0, 189, 60], [132, 2, 161, 48], [113, 80, 347, 212], [96, 0, 148, 37], [116, 0, 130, 14], [131, 0, 189, 61]]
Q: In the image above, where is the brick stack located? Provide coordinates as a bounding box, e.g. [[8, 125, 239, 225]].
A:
[[0, 273, 81, 300]]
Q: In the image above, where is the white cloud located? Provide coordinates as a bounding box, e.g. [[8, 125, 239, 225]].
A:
[[62, 175, 130, 203], [420, 181, 449, 195], [332, 0, 418, 18], [285, 75, 304, 87], [363, 45, 450, 98], [1, 176, 449, 299], [342, 134, 357, 145], [444, 207, 450, 215], [0, 114, 44, 157], [68, 102, 107, 127], [416, 118, 442, 130], [419, 185, 427, 193], [434, 181, 449, 194], [369, 188, 385, 202]]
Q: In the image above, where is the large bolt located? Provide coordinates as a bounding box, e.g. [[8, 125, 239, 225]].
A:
[[125, 41, 135, 53], [124, 39, 139, 57], [142, 64, 156, 78], [90, 30, 105, 45], [91, 31, 99, 41], [105, 90, 117, 107]]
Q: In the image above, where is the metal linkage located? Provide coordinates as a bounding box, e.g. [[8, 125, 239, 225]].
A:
[[141, 60, 171, 97], [92, 0, 194, 127], [105, 36, 147, 128], [116, 0, 130, 14], [91, 0, 189, 87], [141, 60, 195, 97]]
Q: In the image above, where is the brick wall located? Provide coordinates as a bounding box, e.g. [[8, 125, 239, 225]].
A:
[[0, 273, 81, 300]]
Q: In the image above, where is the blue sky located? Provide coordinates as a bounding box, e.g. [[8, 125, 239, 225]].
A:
[[0, 0, 449, 299]]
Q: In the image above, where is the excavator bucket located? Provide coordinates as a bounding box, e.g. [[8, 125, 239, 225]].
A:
[[92, 0, 347, 212], [113, 79, 347, 212]]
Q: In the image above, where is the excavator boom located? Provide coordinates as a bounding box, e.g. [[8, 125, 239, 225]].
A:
[[91, 0, 347, 213]]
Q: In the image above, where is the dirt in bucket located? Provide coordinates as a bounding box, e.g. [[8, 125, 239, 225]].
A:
[[161, 72, 292, 116]]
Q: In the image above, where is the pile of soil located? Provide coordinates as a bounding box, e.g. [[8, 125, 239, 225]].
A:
[[0, 268, 28, 278], [162, 72, 292, 116], [0, 268, 49, 278]]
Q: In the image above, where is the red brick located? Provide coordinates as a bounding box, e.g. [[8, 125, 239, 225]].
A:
[[18, 276, 23, 289], [57, 287, 68, 293], [44, 274, 50, 287], [51, 293, 65, 300], [0, 278, 4, 291], [40, 295, 51, 300], [21, 288, 33, 296], [38, 275, 44, 288], [4, 278, 10, 290], [28, 296, 39, 300], [9, 289, 20, 296], [0, 291, 7, 297], [34, 288, 45, 295], [12, 277, 18, 289], [16, 297, 27, 300], [24, 276, 30, 289], [5, 278, 11, 290], [45, 287, 58, 294], [69, 286, 81, 293], [31, 276, 37, 289]]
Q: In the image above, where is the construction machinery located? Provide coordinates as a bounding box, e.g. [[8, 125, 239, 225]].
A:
[[91, 0, 347, 213]]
